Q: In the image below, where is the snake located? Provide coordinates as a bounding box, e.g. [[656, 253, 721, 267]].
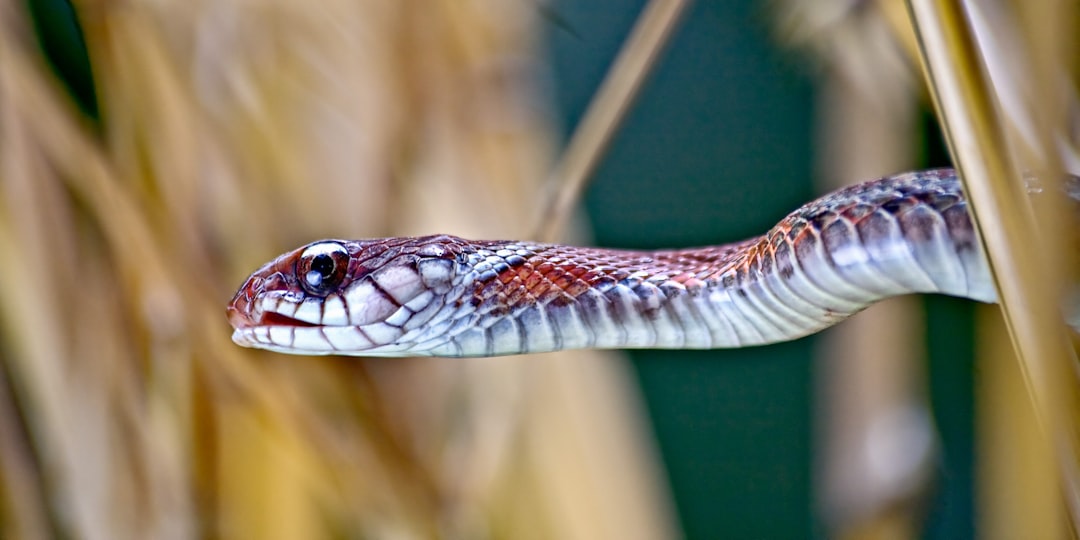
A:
[[227, 168, 1078, 357]]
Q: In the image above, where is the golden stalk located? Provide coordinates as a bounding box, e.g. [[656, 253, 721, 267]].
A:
[[535, 0, 689, 242], [906, 0, 1080, 530]]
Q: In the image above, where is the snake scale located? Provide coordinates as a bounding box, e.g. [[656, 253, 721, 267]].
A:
[[227, 169, 1077, 357]]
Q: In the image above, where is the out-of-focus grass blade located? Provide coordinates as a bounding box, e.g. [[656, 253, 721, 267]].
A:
[[0, 1, 678, 538], [535, 0, 689, 242], [907, 0, 1080, 531]]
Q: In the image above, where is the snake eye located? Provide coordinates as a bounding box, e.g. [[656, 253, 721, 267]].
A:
[[296, 242, 350, 297]]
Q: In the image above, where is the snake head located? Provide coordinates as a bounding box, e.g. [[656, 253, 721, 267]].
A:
[[227, 236, 464, 356]]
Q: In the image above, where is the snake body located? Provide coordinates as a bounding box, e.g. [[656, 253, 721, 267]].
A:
[[227, 169, 1070, 357]]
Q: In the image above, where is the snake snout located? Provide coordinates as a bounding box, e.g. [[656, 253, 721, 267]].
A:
[[226, 274, 264, 329], [226, 303, 253, 329]]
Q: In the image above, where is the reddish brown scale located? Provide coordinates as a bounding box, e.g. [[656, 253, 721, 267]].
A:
[[535, 288, 565, 305], [524, 275, 557, 299], [563, 279, 593, 297], [504, 279, 528, 305], [545, 266, 567, 283], [551, 273, 575, 290], [522, 268, 544, 290]]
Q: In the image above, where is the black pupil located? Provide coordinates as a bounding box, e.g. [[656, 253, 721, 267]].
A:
[[311, 254, 335, 278]]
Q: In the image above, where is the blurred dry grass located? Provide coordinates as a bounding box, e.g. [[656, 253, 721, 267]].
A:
[[0, 1, 676, 538]]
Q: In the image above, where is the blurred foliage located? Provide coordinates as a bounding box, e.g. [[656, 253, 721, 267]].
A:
[[0, 1, 675, 538]]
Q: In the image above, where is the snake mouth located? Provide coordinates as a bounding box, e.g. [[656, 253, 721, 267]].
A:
[[227, 301, 319, 329], [258, 311, 319, 328]]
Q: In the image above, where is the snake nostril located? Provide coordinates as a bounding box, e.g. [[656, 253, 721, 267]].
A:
[[226, 303, 253, 329], [227, 274, 270, 329]]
